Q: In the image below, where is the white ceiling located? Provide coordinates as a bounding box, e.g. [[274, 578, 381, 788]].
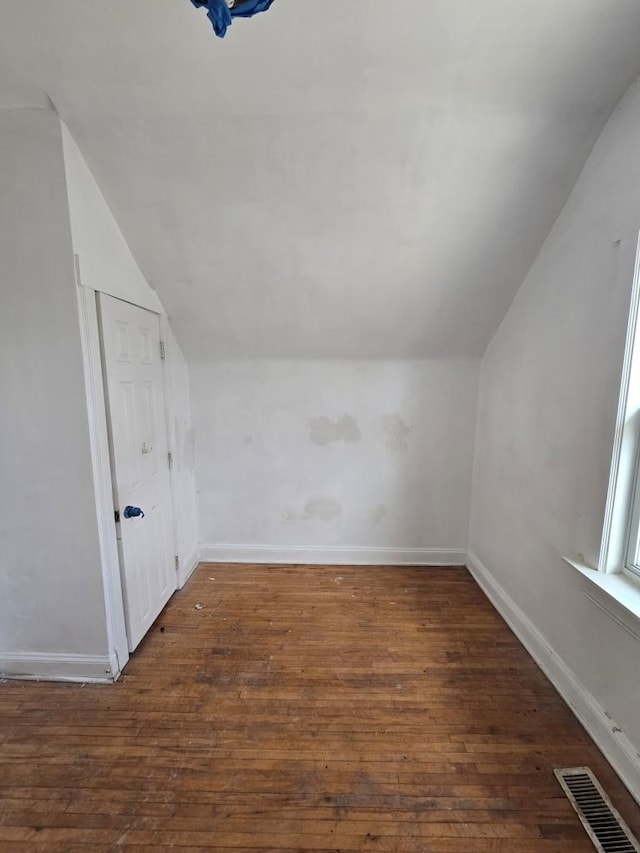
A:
[[2, 0, 640, 358]]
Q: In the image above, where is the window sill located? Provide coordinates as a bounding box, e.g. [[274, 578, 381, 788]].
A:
[[563, 557, 640, 641]]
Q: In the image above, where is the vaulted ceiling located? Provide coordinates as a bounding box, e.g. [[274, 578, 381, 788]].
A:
[[2, 0, 640, 358]]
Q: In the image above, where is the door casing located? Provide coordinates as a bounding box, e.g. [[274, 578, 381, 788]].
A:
[[76, 274, 180, 678]]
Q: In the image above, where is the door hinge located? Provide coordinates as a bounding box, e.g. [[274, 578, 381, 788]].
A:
[[175, 555, 180, 571], [114, 509, 120, 524], [159, 340, 166, 360], [167, 451, 173, 469]]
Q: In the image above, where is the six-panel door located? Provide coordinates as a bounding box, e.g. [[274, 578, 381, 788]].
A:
[[98, 293, 176, 651]]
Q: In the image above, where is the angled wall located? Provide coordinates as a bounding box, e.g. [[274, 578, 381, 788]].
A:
[[469, 78, 640, 799], [0, 109, 110, 677]]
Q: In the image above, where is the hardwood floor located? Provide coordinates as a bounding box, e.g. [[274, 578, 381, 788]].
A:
[[1, 564, 638, 852]]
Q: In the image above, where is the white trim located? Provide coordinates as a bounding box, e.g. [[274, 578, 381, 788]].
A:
[[159, 315, 181, 590], [199, 543, 467, 566], [178, 549, 200, 588], [0, 652, 115, 684], [599, 231, 640, 573], [467, 551, 640, 803], [563, 556, 640, 636], [76, 281, 129, 677], [583, 591, 640, 645]]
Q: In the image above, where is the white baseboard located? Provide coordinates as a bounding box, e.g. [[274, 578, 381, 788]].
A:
[[467, 550, 640, 803], [0, 651, 116, 684], [178, 548, 200, 588], [199, 543, 467, 566]]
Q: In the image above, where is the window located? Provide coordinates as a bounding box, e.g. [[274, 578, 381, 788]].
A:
[[599, 232, 640, 580], [562, 233, 640, 629], [625, 446, 640, 580]]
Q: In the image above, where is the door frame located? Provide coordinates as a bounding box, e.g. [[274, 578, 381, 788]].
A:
[[76, 272, 179, 678]]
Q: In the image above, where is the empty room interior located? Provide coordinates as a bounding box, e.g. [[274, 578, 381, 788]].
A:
[[3, 0, 640, 849]]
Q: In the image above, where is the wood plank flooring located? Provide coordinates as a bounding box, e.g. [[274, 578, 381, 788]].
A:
[[1, 564, 639, 852]]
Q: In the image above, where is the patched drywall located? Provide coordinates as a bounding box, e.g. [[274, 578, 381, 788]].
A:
[[308, 415, 361, 447], [193, 359, 478, 551], [367, 504, 387, 527], [373, 414, 412, 456], [284, 498, 344, 523]]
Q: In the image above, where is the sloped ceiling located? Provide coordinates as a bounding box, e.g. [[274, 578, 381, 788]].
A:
[[2, 1, 640, 358]]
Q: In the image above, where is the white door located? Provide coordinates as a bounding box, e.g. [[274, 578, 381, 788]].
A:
[[98, 293, 176, 651]]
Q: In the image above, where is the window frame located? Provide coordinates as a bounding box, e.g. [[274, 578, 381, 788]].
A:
[[597, 231, 640, 579], [624, 437, 640, 580], [562, 232, 640, 632]]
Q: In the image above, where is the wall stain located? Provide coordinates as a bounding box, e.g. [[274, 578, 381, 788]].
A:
[[308, 414, 361, 446], [302, 498, 342, 522], [373, 414, 412, 456], [367, 504, 387, 526], [283, 498, 342, 523]]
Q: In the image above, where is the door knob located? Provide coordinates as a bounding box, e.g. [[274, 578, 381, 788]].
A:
[[123, 505, 145, 519]]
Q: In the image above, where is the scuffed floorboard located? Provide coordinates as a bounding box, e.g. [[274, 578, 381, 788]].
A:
[[0, 563, 638, 851]]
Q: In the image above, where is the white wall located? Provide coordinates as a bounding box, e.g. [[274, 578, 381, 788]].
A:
[[194, 359, 479, 563], [0, 109, 110, 672], [61, 125, 163, 315], [0, 114, 198, 681], [469, 78, 640, 798]]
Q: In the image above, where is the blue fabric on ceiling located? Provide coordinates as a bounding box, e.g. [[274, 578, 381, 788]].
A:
[[191, 0, 277, 38]]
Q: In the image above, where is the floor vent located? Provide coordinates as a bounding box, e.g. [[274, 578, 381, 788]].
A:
[[554, 767, 640, 853]]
